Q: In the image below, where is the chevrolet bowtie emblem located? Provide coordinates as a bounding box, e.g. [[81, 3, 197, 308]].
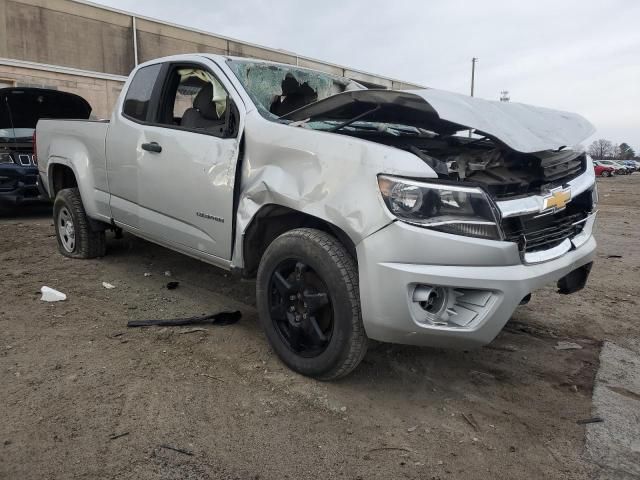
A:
[[543, 188, 572, 212]]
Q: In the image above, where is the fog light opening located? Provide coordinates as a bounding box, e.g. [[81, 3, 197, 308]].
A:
[[411, 285, 451, 324], [409, 284, 495, 329]]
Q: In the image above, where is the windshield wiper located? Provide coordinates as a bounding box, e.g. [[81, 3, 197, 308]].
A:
[[328, 105, 381, 133]]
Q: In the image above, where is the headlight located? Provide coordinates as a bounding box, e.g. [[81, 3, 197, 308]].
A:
[[378, 175, 502, 240], [0, 153, 14, 164]]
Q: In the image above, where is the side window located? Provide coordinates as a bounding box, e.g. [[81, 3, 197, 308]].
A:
[[157, 66, 230, 137], [122, 64, 162, 122]]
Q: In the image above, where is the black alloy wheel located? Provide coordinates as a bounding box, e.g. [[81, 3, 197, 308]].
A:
[[268, 259, 333, 358]]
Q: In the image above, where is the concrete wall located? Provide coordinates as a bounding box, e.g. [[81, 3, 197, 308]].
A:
[[0, 0, 134, 75], [0, 63, 123, 118], [0, 0, 424, 116]]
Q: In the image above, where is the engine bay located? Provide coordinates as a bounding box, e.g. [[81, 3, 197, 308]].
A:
[[333, 130, 586, 199]]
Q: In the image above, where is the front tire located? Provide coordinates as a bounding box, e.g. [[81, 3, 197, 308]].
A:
[[256, 228, 367, 380], [53, 188, 106, 258]]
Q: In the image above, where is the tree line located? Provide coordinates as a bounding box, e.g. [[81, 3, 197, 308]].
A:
[[588, 139, 637, 160]]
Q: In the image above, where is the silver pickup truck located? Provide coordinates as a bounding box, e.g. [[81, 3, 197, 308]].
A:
[[36, 54, 597, 379]]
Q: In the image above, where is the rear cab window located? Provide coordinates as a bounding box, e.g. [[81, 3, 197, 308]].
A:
[[122, 64, 162, 122]]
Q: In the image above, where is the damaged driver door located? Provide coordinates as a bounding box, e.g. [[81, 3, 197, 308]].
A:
[[114, 60, 242, 263]]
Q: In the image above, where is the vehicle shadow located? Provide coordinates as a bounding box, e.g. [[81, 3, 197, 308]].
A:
[[0, 203, 52, 220]]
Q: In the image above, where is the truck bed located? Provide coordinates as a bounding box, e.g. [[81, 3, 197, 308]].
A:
[[36, 118, 111, 221]]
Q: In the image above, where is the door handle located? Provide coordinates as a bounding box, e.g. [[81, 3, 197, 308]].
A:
[[141, 142, 162, 153]]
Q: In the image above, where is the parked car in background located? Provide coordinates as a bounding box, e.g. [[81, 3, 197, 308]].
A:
[[36, 54, 597, 379], [613, 160, 635, 174], [594, 160, 629, 175], [594, 164, 615, 177], [0, 88, 91, 212], [621, 160, 639, 172]]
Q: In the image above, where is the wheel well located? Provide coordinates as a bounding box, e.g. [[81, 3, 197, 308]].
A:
[[50, 164, 78, 196], [242, 205, 357, 278]]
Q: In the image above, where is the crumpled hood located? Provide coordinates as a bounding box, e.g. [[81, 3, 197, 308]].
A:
[[0, 88, 91, 132], [282, 88, 595, 154]]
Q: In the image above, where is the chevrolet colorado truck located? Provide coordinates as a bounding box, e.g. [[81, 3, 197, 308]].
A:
[[36, 54, 598, 379], [1, 87, 91, 211]]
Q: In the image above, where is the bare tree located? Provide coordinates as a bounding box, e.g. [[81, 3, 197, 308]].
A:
[[612, 143, 622, 159], [588, 139, 614, 159]]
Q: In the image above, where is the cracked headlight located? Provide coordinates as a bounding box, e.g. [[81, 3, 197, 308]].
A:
[[378, 175, 502, 240]]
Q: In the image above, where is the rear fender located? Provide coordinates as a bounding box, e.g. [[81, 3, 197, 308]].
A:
[[46, 147, 106, 222]]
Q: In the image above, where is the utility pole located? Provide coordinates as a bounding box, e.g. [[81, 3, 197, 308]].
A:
[[469, 57, 478, 137], [470, 57, 478, 97]]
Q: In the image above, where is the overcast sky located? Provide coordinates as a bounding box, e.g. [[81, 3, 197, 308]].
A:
[[96, 0, 640, 152]]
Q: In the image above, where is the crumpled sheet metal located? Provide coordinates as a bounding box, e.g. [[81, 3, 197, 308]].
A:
[[283, 88, 595, 154], [231, 113, 435, 268]]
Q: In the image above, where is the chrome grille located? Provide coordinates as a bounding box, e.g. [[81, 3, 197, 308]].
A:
[[502, 189, 593, 254], [540, 152, 585, 183]]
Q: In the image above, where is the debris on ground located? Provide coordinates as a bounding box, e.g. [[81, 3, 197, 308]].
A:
[[159, 444, 193, 456], [576, 417, 604, 425], [108, 432, 129, 441], [198, 373, 224, 382], [368, 446, 414, 454], [102, 282, 116, 289], [166, 281, 179, 290], [406, 425, 417, 433], [127, 311, 241, 328], [606, 255, 623, 259], [40, 286, 67, 302], [462, 413, 481, 432], [143, 272, 152, 277], [164, 271, 172, 277], [178, 328, 207, 335], [554, 341, 583, 351]]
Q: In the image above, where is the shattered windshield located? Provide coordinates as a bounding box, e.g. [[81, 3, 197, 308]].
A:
[[226, 60, 364, 120]]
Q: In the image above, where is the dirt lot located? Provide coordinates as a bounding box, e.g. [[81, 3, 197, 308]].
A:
[[1, 175, 638, 480]]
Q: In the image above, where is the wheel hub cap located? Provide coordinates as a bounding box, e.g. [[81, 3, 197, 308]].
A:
[[58, 207, 76, 253], [269, 261, 333, 357]]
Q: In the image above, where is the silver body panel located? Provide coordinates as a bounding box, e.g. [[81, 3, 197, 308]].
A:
[[357, 221, 596, 348], [37, 53, 597, 349]]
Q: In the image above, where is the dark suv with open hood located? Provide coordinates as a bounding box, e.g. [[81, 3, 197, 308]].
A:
[[0, 87, 91, 210]]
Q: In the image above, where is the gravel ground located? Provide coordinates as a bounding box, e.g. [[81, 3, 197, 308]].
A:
[[1, 174, 638, 480]]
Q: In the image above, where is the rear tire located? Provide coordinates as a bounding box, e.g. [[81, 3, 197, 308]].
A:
[[256, 228, 367, 380], [601, 170, 610, 177], [53, 188, 106, 258]]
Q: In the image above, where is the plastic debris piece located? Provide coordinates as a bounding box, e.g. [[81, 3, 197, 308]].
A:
[[166, 281, 179, 290], [102, 282, 116, 289], [40, 286, 67, 302], [554, 341, 583, 350], [127, 311, 241, 328], [164, 271, 172, 277], [144, 272, 152, 277], [159, 444, 193, 456], [576, 417, 604, 425]]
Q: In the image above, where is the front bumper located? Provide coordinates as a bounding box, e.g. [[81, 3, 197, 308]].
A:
[[356, 221, 596, 349], [0, 165, 46, 206]]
